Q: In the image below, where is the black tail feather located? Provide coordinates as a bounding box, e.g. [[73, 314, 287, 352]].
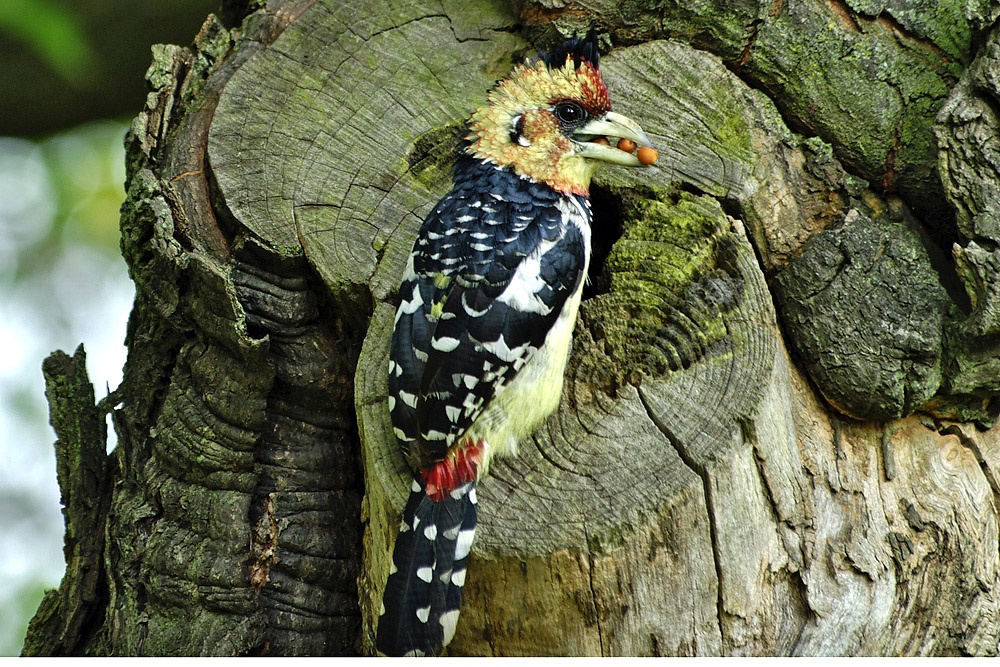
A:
[[376, 479, 478, 656], [444, 485, 477, 636]]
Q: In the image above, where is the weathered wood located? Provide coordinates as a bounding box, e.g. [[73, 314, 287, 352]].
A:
[[515, 0, 967, 220], [28, 2, 365, 655], [22, 346, 111, 656], [934, 22, 1000, 422], [774, 353, 999, 655], [775, 206, 949, 420]]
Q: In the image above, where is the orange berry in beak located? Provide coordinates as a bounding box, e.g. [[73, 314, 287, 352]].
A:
[[637, 145, 658, 165], [617, 138, 637, 153]]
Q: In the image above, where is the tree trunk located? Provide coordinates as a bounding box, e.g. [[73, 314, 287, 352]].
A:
[[24, 0, 1000, 656]]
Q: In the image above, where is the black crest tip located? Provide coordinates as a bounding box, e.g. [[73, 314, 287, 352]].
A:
[[538, 29, 601, 70]]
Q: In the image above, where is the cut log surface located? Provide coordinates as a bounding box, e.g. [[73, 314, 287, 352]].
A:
[[200, 0, 1000, 657]]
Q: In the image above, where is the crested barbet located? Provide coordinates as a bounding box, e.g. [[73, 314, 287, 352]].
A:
[[376, 34, 656, 656]]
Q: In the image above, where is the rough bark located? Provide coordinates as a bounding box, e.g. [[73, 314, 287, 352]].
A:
[[22, 346, 111, 655], [25, 0, 1000, 657]]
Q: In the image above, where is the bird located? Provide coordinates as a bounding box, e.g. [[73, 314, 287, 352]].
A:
[[376, 33, 656, 656]]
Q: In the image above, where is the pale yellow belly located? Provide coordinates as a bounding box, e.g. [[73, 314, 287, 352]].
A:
[[465, 284, 584, 473]]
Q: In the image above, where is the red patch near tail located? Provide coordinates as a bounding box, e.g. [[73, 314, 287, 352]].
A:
[[421, 439, 485, 502]]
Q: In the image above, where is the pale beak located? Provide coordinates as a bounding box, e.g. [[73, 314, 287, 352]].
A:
[[573, 111, 655, 166]]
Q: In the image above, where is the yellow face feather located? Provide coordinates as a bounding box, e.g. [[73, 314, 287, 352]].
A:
[[466, 58, 614, 195]]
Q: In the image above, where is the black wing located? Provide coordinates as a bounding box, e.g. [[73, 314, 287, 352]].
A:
[[388, 161, 587, 469]]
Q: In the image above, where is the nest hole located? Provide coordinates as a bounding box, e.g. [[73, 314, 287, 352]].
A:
[[583, 183, 626, 300]]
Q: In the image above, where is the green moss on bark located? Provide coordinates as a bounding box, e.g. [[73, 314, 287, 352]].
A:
[[580, 188, 737, 385]]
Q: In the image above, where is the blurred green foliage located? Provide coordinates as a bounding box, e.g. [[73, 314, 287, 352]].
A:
[[0, 0, 96, 84], [1, 581, 49, 656], [0, 0, 219, 135], [0, 121, 132, 657]]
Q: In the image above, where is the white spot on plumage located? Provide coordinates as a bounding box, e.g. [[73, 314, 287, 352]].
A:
[[461, 292, 489, 317], [398, 283, 423, 314], [431, 336, 460, 352], [389, 559, 398, 574], [393, 426, 414, 442], [415, 606, 431, 623], [455, 528, 476, 560], [398, 390, 418, 408], [416, 566, 433, 583], [424, 429, 448, 441], [463, 375, 478, 390], [495, 240, 557, 315], [451, 569, 467, 587], [424, 524, 438, 540], [387, 396, 395, 411], [401, 255, 417, 281], [469, 487, 477, 505], [443, 524, 460, 539], [455, 215, 475, 223], [445, 405, 461, 422], [411, 479, 422, 493], [380, 602, 386, 615], [403, 649, 426, 657], [440, 609, 461, 645], [482, 335, 530, 363]]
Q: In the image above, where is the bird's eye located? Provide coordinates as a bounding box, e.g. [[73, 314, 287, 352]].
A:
[[554, 101, 587, 125]]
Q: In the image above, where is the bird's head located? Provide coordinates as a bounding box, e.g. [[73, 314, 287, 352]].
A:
[[466, 35, 655, 196]]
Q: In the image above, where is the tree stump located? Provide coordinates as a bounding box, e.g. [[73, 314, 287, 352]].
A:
[[24, 0, 1000, 656]]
